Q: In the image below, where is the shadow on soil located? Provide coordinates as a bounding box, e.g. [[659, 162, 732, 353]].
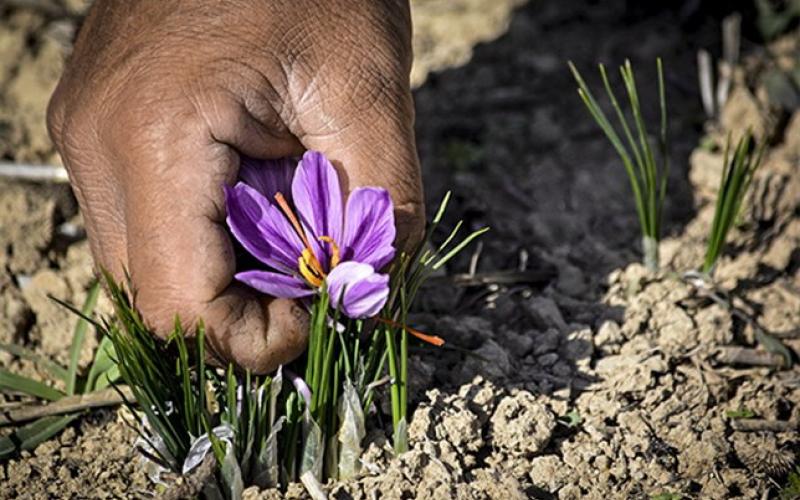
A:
[[407, 0, 720, 399]]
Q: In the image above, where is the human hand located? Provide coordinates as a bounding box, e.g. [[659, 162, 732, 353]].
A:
[[47, 0, 423, 373]]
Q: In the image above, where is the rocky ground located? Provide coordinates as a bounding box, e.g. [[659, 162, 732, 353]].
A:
[[1, 0, 799, 499]]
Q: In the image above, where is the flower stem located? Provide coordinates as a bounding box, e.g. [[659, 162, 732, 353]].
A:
[[399, 328, 408, 443], [642, 235, 659, 273], [384, 325, 401, 436]]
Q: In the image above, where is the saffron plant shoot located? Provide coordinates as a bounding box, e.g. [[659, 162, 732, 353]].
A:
[[569, 59, 670, 272], [226, 151, 487, 476], [96, 151, 485, 496], [89, 273, 283, 499], [702, 131, 764, 277]]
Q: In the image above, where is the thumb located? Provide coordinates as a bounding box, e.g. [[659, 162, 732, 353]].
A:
[[294, 85, 424, 254], [281, 6, 425, 253]]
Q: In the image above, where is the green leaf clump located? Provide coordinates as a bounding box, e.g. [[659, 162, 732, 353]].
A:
[[569, 59, 670, 272], [0, 280, 117, 459], [703, 132, 764, 276]]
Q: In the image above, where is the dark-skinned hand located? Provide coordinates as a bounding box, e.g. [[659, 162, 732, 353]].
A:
[[47, 0, 424, 373]]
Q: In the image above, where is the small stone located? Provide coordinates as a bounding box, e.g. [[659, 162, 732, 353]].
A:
[[529, 455, 569, 491], [537, 352, 558, 367], [528, 296, 568, 331], [500, 327, 535, 356], [595, 320, 623, 348], [463, 339, 512, 380], [490, 392, 555, 456], [532, 328, 561, 355], [555, 261, 588, 297], [551, 361, 572, 377]]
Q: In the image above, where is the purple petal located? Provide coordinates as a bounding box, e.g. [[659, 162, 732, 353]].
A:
[[239, 156, 296, 202], [292, 151, 343, 268], [342, 187, 396, 270], [326, 262, 389, 319], [225, 183, 305, 272], [285, 368, 312, 407], [235, 270, 313, 299]]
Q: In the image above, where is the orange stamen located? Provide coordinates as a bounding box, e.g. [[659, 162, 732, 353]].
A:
[[274, 192, 325, 277], [377, 318, 445, 347]]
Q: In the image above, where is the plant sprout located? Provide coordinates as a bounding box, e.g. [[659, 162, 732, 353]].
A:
[[226, 153, 487, 471], [569, 59, 669, 272], [702, 131, 764, 276], [0, 281, 120, 459], [270, 189, 486, 482], [87, 272, 282, 499]]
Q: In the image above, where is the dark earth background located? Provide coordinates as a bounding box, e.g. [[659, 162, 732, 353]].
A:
[[2, 0, 800, 498]]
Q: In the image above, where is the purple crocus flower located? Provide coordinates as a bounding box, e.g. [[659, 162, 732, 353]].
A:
[[224, 151, 395, 319]]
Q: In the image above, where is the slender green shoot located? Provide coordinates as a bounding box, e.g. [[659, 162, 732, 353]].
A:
[[569, 58, 670, 272], [0, 283, 119, 460], [0, 343, 68, 382], [703, 131, 764, 276], [98, 271, 278, 496], [66, 280, 101, 395], [378, 191, 488, 453], [0, 414, 79, 459], [0, 369, 64, 401]]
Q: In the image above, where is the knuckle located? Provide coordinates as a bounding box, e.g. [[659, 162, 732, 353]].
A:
[[45, 86, 67, 149], [131, 259, 203, 334], [349, 62, 409, 114], [214, 295, 309, 374], [107, 91, 198, 149]]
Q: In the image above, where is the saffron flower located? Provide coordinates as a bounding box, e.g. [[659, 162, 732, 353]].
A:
[[224, 151, 394, 318]]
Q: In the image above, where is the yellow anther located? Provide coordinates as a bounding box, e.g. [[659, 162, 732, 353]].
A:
[[318, 236, 341, 269], [299, 249, 324, 288]]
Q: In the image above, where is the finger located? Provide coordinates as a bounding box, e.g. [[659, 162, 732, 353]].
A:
[[295, 90, 424, 253], [282, 4, 425, 253], [65, 159, 130, 281], [116, 102, 308, 373], [185, 79, 305, 160], [47, 92, 129, 279]]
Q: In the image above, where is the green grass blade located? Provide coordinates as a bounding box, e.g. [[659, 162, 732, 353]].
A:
[[570, 58, 670, 270], [569, 62, 634, 165], [197, 321, 207, 435], [435, 220, 463, 255], [0, 343, 68, 382], [621, 60, 657, 236], [66, 281, 101, 395], [656, 57, 670, 236], [432, 191, 452, 225], [569, 61, 651, 239], [0, 369, 64, 401], [172, 319, 195, 436], [0, 414, 79, 459], [85, 336, 119, 392], [702, 131, 764, 275], [432, 227, 490, 270], [90, 365, 120, 391], [48, 294, 105, 332], [600, 63, 646, 181]]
